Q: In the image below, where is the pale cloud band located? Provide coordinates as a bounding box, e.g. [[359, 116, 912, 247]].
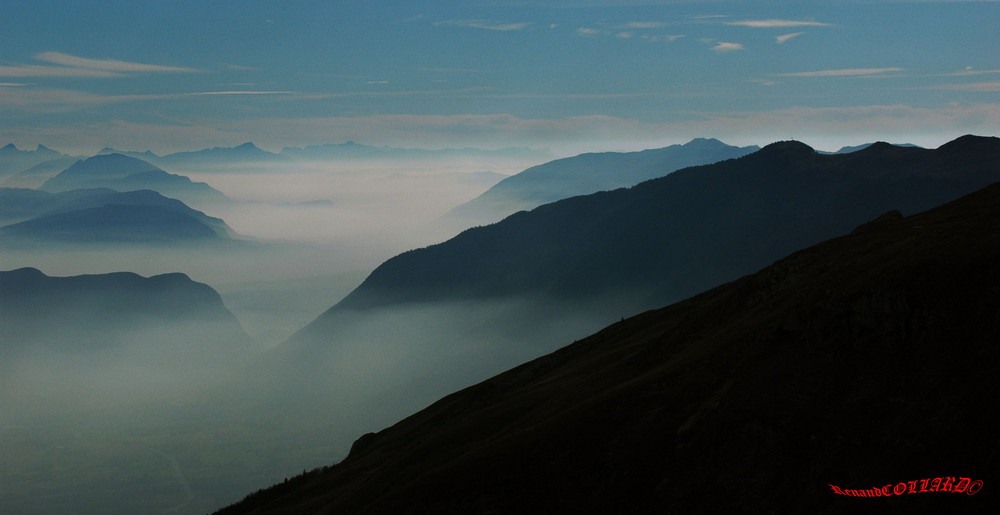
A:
[[775, 32, 805, 44], [712, 42, 745, 53], [34, 52, 199, 74], [7, 104, 998, 157], [0, 52, 200, 78], [778, 68, 905, 78], [727, 19, 831, 28], [434, 20, 531, 31]]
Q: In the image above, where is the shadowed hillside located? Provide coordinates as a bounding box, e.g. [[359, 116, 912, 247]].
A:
[[315, 135, 1000, 319], [0, 188, 237, 243], [446, 137, 759, 225], [0, 267, 251, 358], [41, 153, 229, 208], [216, 178, 1000, 515], [251, 135, 1000, 463]]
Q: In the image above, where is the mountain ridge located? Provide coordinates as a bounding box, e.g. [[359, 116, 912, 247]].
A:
[[216, 177, 1000, 515], [445, 137, 760, 225], [317, 135, 1000, 320], [0, 187, 237, 243], [40, 153, 229, 208]]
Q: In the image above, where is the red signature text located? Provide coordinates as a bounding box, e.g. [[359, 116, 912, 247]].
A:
[[829, 477, 982, 497]]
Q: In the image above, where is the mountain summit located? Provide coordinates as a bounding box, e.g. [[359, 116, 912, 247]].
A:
[[40, 153, 229, 208], [446, 137, 760, 225], [324, 135, 1000, 317]]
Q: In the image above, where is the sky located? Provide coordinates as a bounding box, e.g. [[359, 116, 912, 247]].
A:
[[1, 0, 998, 155]]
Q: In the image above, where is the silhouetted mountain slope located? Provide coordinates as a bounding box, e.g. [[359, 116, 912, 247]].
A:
[[158, 142, 286, 167], [0, 267, 251, 358], [1, 204, 219, 242], [41, 153, 162, 190], [0, 143, 66, 179], [40, 153, 229, 208], [446, 138, 759, 225], [217, 179, 1000, 515], [1, 156, 78, 189], [97, 146, 161, 162], [828, 142, 921, 154], [0, 188, 236, 243], [324, 135, 1000, 319], [280, 141, 549, 161]]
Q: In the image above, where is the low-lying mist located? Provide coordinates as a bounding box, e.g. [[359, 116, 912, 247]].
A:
[[0, 154, 550, 514], [183, 157, 524, 250], [0, 290, 627, 515]]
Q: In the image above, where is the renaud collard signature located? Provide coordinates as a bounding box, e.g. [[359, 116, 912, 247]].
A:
[[829, 476, 983, 497]]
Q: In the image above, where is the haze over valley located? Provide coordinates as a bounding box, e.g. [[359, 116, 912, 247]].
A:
[[1, 1, 997, 514]]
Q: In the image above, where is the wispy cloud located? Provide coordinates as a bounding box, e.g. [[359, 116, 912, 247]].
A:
[[934, 82, 1000, 92], [712, 42, 745, 53], [775, 32, 805, 44], [942, 67, 1000, 77], [728, 19, 831, 28], [189, 90, 296, 96], [0, 63, 120, 78], [35, 52, 199, 73], [0, 52, 200, 78], [619, 22, 667, 29], [643, 34, 684, 43], [778, 67, 905, 77], [435, 20, 531, 31], [576, 27, 604, 36]]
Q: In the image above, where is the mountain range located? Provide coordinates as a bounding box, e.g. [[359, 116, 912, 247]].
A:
[[280, 141, 550, 161], [445, 137, 759, 225], [216, 167, 1000, 515], [40, 153, 229, 208], [0, 187, 237, 244], [0, 267, 251, 362], [0, 143, 67, 180], [315, 135, 1000, 320], [234, 135, 1000, 508]]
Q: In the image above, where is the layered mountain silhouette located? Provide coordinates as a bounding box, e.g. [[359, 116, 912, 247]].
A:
[[2, 156, 79, 189], [0, 143, 66, 178], [217, 177, 1000, 515], [445, 138, 759, 225], [0, 267, 252, 361], [40, 153, 229, 208], [320, 135, 1000, 320], [0, 188, 236, 244], [280, 141, 550, 161], [157, 142, 287, 168]]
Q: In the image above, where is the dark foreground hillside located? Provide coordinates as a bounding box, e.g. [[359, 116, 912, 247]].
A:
[[218, 181, 1000, 514]]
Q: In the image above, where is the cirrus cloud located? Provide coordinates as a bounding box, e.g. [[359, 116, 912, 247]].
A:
[[775, 32, 805, 44], [727, 19, 831, 28], [778, 67, 905, 77], [712, 42, 745, 53], [0, 52, 200, 78], [434, 20, 532, 31]]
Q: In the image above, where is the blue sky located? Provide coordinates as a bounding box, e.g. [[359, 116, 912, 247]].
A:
[[1, 0, 998, 154]]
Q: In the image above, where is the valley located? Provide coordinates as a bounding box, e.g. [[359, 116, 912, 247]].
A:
[[2, 135, 998, 514]]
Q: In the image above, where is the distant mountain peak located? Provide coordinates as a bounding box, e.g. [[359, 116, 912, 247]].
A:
[[2, 266, 46, 282], [937, 134, 1000, 153], [756, 140, 815, 157]]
